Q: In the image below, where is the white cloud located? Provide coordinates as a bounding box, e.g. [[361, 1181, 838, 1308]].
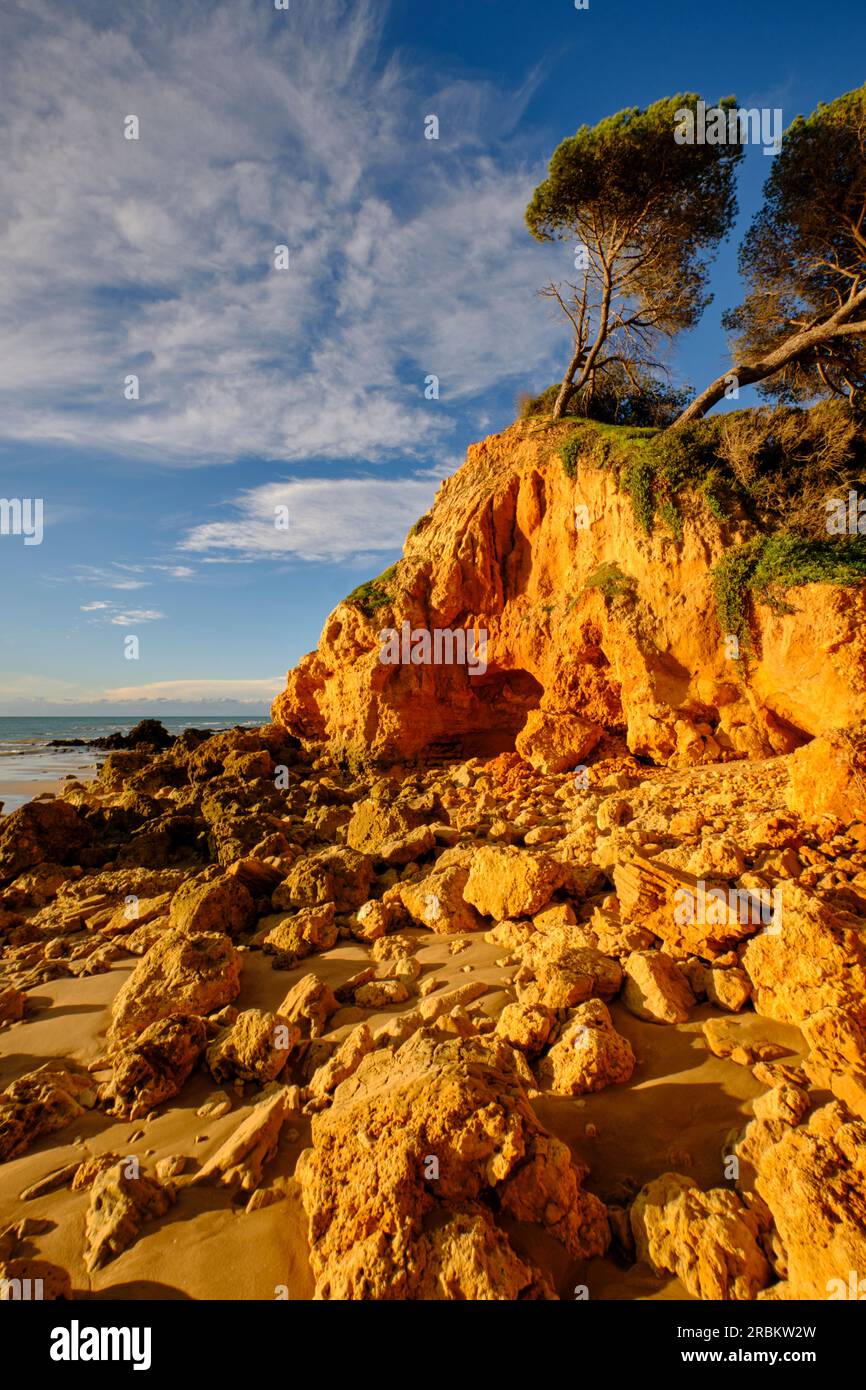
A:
[[181, 475, 441, 562], [0, 0, 565, 467], [63, 561, 196, 589], [102, 678, 282, 702], [80, 601, 166, 625], [0, 671, 279, 713], [107, 609, 166, 626]]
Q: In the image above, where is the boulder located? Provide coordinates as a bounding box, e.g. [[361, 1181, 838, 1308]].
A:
[[514, 709, 604, 775], [514, 933, 622, 1010], [705, 964, 752, 1012], [273, 846, 373, 913], [801, 1006, 866, 1120], [100, 1013, 207, 1119], [0, 1256, 72, 1300], [537, 998, 635, 1096], [260, 903, 338, 966], [630, 1172, 772, 1300], [108, 930, 242, 1045], [494, 1002, 555, 1057], [168, 872, 256, 937], [0, 1064, 95, 1162], [206, 1008, 299, 1085], [190, 1083, 299, 1192], [622, 950, 695, 1024], [346, 799, 426, 856], [786, 725, 866, 822], [84, 1162, 175, 1272], [0, 800, 92, 881], [740, 883, 866, 1027], [614, 856, 760, 957], [463, 845, 565, 920], [400, 865, 484, 935], [276, 974, 339, 1040], [296, 1030, 607, 1299], [739, 1102, 866, 1299], [0, 987, 26, 1026], [308, 1023, 376, 1100]]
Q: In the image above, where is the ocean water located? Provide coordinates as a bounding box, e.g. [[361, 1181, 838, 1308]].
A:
[[0, 715, 267, 816]]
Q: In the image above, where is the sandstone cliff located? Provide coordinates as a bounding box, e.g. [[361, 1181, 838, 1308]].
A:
[[272, 418, 866, 768]]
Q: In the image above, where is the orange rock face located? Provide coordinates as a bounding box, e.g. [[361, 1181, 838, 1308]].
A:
[[272, 420, 866, 766]]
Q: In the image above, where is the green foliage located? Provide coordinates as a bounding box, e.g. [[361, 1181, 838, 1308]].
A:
[[712, 539, 765, 653], [713, 534, 866, 654], [582, 562, 637, 608], [715, 402, 866, 535], [616, 418, 726, 535], [521, 368, 689, 428], [698, 468, 731, 522], [723, 82, 866, 406], [520, 384, 573, 419], [553, 401, 866, 547], [344, 563, 399, 618], [559, 433, 584, 479], [751, 533, 866, 606], [555, 401, 866, 653], [526, 94, 742, 333], [409, 511, 432, 538], [658, 499, 684, 544], [620, 451, 656, 534]]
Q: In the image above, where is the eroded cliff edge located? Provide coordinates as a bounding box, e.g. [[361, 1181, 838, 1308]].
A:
[[272, 416, 866, 768]]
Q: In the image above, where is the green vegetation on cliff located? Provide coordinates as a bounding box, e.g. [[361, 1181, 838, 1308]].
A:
[[547, 396, 866, 650], [344, 562, 399, 618]]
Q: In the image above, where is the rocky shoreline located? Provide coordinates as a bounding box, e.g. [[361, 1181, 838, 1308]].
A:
[[1, 716, 865, 1300]]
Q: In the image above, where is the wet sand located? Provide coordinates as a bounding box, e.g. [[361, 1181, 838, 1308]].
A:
[[0, 767, 98, 816]]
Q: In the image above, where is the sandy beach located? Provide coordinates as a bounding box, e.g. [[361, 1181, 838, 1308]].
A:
[[0, 918, 805, 1300], [3, 719, 852, 1305], [0, 777, 91, 817]]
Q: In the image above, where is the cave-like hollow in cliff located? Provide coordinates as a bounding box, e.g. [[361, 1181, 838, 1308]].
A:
[[422, 666, 544, 761]]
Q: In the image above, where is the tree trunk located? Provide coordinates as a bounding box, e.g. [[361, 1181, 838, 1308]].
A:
[[554, 268, 613, 419], [552, 345, 584, 418], [670, 287, 866, 427]]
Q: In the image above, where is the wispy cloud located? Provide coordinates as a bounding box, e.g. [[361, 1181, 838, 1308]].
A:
[[102, 678, 282, 702], [180, 475, 441, 562], [0, 0, 564, 468], [80, 602, 166, 626], [58, 561, 197, 590]]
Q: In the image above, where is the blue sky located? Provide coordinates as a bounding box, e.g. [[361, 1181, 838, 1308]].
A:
[[0, 0, 863, 715]]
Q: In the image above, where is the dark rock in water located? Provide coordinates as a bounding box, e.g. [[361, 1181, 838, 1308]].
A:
[[49, 719, 177, 752], [127, 719, 175, 749]]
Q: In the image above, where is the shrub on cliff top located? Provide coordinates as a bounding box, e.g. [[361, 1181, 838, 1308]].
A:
[[344, 562, 399, 618], [556, 400, 866, 542], [521, 368, 689, 428]]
